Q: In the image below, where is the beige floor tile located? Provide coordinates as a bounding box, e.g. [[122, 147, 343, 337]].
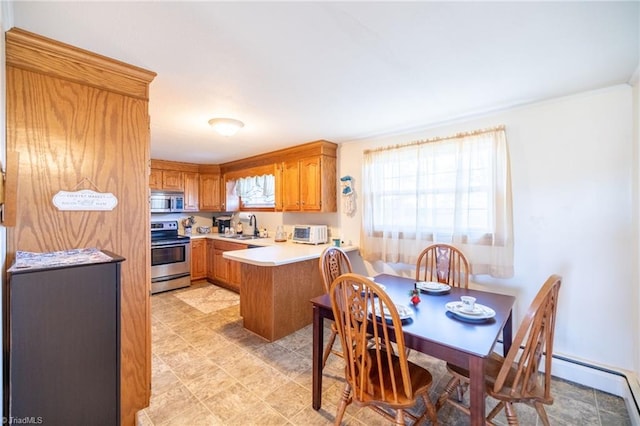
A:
[[288, 404, 336, 426], [145, 383, 201, 424], [184, 366, 239, 401], [141, 283, 631, 426], [152, 333, 192, 357], [200, 382, 257, 422], [239, 364, 290, 398], [136, 410, 154, 426], [226, 403, 289, 426], [155, 402, 224, 426], [150, 357, 182, 397], [218, 348, 269, 379], [264, 379, 311, 418]]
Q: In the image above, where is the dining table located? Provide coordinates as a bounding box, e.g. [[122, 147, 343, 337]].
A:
[[310, 273, 516, 426]]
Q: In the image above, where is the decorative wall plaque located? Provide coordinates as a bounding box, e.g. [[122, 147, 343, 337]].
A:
[[53, 189, 118, 211]]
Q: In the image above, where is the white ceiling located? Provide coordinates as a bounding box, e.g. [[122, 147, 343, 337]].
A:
[[10, 1, 640, 164]]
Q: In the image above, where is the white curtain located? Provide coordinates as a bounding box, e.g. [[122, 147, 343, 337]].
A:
[[361, 126, 514, 278], [235, 174, 275, 205]]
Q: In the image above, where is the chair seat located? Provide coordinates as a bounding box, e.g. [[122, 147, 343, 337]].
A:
[[446, 352, 552, 404], [351, 349, 433, 408]]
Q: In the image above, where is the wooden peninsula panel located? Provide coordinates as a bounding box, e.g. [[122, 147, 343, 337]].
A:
[[240, 258, 325, 341]]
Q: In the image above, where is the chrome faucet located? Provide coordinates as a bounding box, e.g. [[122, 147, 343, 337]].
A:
[[249, 214, 259, 237]]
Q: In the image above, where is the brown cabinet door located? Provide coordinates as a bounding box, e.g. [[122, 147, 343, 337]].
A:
[[149, 169, 162, 190], [281, 160, 301, 211], [162, 170, 183, 191], [199, 173, 222, 211], [190, 239, 206, 280], [210, 240, 246, 292], [206, 239, 216, 280], [183, 172, 199, 211], [213, 249, 228, 282], [300, 156, 322, 211], [229, 260, 242, 287]]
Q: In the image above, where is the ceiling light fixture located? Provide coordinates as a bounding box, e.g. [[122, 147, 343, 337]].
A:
[[208, 117, 244, 137]]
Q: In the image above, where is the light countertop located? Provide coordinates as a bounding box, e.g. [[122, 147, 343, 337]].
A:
[[188, 232, 357, 266], [223, 242, 358, 266]]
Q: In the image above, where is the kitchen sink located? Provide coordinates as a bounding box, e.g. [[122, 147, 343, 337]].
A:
[[221, 235, 264, 241]]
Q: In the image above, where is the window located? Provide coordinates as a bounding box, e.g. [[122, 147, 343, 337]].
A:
[[234, 174, 276, 209], [361, 126, 513, 278]]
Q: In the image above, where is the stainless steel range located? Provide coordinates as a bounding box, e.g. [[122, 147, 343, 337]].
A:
[[151, 220, 191, 294]]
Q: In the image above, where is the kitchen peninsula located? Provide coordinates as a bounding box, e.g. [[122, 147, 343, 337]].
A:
[[221, 239, 357, 341]]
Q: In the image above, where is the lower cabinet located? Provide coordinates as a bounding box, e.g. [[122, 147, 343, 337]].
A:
[[190, 239, 206, 280], [206, 239, 216, 281], [210, 240, 246, 293]]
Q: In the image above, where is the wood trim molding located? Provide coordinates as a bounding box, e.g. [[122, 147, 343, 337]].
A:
[[224, 164, 278, 181], [220, 140, 337, 174], [198, 164, 221, 174], [5, 27, 156, 100], [150, 159, 200, 173]]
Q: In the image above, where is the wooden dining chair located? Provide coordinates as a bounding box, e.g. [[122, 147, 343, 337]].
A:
[[415, 243, 469, 288], [329, 273, 439, 425], [318, 246, 353, 367], [436, 274, 562, 426]]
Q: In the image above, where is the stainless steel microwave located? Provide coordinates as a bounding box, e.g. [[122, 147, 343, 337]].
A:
[[150, 192, 185, 213]]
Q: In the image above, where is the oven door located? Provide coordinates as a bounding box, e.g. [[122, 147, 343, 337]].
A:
[[151, 240, 191, 279]]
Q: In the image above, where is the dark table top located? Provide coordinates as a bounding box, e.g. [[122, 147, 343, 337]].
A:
[[311, 273, 516, 358]]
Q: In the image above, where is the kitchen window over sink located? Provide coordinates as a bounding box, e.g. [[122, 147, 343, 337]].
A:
[[361, 125, 514, 278], [233, 174, 276, 208]]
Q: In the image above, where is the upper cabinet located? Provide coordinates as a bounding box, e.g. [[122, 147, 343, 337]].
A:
[[150, 168, 184, 191], [223, 140, 337, 213], [279, 155, 335, 212], [183, 172, 199, 211], [161, 170, 184, 191], [150, 140, 337, 213], [199, 168, 224, 212]]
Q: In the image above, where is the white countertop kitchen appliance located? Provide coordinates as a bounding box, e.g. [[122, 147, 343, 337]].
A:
[[292, 225, 328, 245]]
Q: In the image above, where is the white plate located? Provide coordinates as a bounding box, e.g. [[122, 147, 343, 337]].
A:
[[372, 304, 413, 321], [445, 302, 496, 320], [416, 281, 451, 293], [354, 283, 386, 293]]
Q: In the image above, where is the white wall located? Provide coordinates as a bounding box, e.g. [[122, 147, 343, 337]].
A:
[[339, 85, 636, 374]]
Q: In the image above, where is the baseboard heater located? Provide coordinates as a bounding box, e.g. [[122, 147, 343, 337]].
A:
[[494, 339, 640, 422]]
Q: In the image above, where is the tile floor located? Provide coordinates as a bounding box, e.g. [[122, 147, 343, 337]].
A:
[[137, 281, 632, 425]]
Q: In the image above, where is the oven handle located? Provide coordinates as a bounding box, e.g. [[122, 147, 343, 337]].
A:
[[151, 241, 190, 248]]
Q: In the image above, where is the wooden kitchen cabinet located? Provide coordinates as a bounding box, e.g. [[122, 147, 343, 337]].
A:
[[162, 170, 183, 191], [149, 168, 162, 190], [183, 172, 199, 211], [149, 168, 184, 191], [206, 239, 216, 281], [199, 173, 223, 211], [279, 154, 336, 212], [211, 240, 246, 293], [190, 239, 206, 280]]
